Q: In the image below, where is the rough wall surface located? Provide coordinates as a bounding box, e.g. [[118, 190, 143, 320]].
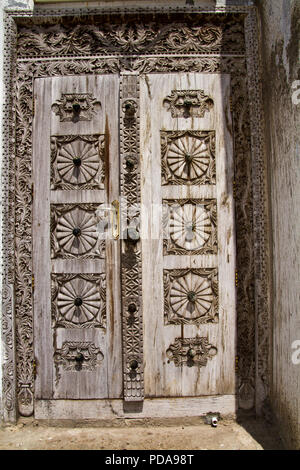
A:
[[257, 0, 300, 450]]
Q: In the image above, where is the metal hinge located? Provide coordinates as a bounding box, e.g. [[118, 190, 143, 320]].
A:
[[233, 180, 236, 199], [31, 182, 34, 201], [32, 274, 34, 293], [32, 95, 35, 117], [235, 355, 239, 371], [235, 270, 238, 287]]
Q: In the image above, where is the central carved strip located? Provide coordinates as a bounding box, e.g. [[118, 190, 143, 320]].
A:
[[120, 74, 144, 402]]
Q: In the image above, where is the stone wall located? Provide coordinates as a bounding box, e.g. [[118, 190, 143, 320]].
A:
[[257, 0, 300, 450]]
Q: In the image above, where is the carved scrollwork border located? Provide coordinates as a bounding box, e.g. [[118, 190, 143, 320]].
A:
[[1, 5, 270, 420]]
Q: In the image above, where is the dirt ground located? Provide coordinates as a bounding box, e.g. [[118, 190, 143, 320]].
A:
[[0, 415, 284, 450]]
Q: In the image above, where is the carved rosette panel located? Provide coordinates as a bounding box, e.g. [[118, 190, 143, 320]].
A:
[[166, 337, 217, 367], [163, 199, 217, 255], [164, 268, 218, 325], [51, 93, 101, 122], [161, 131, 216, 185], [54, 341, 104, 385], [4, 10, 264, 418], [163, 90, 214, 118], [51, 273, 106, 329], [50, 135, 105, 190], [120, 75, 144, 401], [51, 203, 105, 259]]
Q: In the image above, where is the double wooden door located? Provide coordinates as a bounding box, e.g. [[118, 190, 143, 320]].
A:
[[33, 73, 236, 416]]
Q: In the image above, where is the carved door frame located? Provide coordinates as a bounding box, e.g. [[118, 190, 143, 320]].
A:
[[2, 4, 271, 421]]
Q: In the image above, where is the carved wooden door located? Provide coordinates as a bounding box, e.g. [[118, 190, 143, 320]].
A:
[[33, 75, 122, 400], [32, 72, 236, 414], [140, 73, 237, 407]]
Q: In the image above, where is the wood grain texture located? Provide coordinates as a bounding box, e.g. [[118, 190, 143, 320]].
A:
[[140, 73, 237, 398], [35, 395, 236, 420], [33, 75, 122, 401]]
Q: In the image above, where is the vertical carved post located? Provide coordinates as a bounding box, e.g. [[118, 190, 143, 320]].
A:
[[2, 14, 18, 422], [245, 9, 271, 415], [120, 74, 144, 402]]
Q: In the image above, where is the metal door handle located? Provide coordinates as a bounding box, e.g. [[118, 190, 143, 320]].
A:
[[111, 200, 120, 240]]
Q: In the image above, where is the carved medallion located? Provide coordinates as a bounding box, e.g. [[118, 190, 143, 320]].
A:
[[50, 135, 105, 190], [161, 130, 215, 185], [164, 268, 218, 325], [163, 90, 214, 118], [163, 199, 217, 255], [51, 273, 106, 328], [166, 337, 217, 367], [51, 203, 105, 259], [54, 341, 104, 385], [51, 93, 101, 122]]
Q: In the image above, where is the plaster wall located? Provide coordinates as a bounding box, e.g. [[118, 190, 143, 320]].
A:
[[257, 0, 300, 450]]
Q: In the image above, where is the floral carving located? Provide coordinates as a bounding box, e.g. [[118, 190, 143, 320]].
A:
[[54, 341, 104, 385], [51, 274, 106, 328], [163, 199, 217, 255], [161, 131, 216, 185], [164, 268, 218, 325], [2, 9, 265, 418], [120, 75, 144, 401], [17, 15, 245, 57], [51, 135, 105, 190], [163, 90, 214, 118], [166, 337, 217, 367], [51, 93, 101, 122], [51, 204, 105, 259]]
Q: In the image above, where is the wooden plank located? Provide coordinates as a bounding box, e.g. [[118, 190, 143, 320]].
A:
[[35, 395, 236, 420], [33, 75, 122, 402], [140, 73, 236, 398], [33, 78, 53, 399]]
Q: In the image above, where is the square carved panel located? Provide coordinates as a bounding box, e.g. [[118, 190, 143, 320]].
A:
[[163, 199, 217, 255], [164, 268, 218, 325], [161, 130, 215, 185], [51, 203, 105, 259], [51, 273, 106, 329], [50, 134, 105, 190]]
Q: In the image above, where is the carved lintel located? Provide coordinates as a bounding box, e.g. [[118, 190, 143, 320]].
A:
[[167, 337, 217, 367]]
